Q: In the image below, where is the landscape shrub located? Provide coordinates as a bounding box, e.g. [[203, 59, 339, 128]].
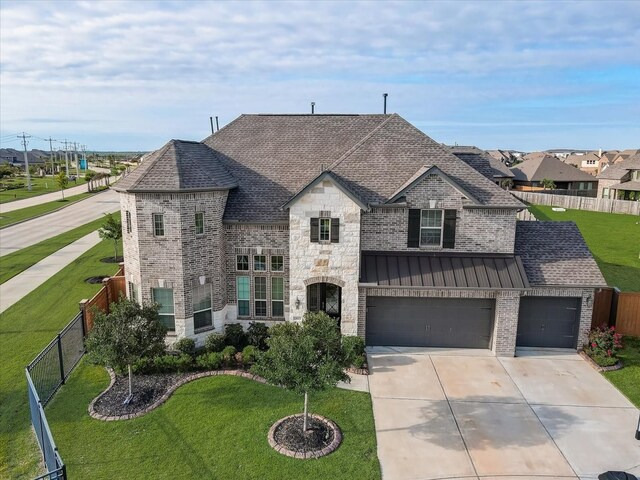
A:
[[247, 322, 269, 350], [195, 351, 224, 370], [224, 323, 247, 350], [591, 354, 619, 367], [84, 171, 96, 181], [173, 338, 196, 357], [221, 345, 237, 365], [205, 333, 226, 352], [585, 324, 623, 361], [152, 354, 193, 373], [241, 345, 259, 365], [343, 336, 366, 368], [5, 182, 25, 190]]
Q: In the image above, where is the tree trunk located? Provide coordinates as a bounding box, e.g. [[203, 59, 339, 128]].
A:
[[114, 241, 118, 261], [128, 364, 133, 398], [303, 391, 308, 432]]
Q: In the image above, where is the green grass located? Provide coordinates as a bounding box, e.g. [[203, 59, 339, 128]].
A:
[[46, 366, 380, 480], [0, 213, 119, 285], [527, 205, 640, 291], [0, 192, 94, 228], [0, 238, 121, 478], [0, 176, 87, 203], [604, 336, 640, 408]]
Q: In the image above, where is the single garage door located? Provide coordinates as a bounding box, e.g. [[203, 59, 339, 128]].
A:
[[366, 297, 495, 348], [517, 297, 581, 348]]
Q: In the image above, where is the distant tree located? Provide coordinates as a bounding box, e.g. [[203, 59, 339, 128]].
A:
[[98, 213, 123, 261], [55, 172, 69, 199], [500, 178, 514, 190], [540, 178, 556, 190], [86, 298, 166, 402], [252, 312, 349, 432], [0, 164, 16, 178]]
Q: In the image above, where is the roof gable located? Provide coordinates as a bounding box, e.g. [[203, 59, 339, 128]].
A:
[[281, 171, 369, 211], [510, 155, 596, 182], [387, 165, 481, 205]]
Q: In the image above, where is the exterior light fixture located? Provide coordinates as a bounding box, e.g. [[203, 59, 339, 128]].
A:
[[295, 297, 301, 309]]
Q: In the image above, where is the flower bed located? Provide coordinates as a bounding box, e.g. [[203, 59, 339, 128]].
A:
[[268, 414, 342, 459], [583, 324, 623, 368]]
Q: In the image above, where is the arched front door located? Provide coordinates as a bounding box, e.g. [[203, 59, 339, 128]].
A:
[[307, 283, 341, 323]]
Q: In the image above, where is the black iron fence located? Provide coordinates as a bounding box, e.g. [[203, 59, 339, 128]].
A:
[[26, 312, 85, 480]]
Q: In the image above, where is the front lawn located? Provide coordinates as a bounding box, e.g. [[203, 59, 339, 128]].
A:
[[46, 363, 380, 480], [0, 192, 94, 228], [0, 238, 121, 478], [604, 336, 640, 407], [527, 205, 640, 291]]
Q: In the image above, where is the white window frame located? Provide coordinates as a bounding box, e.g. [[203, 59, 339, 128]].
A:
[[271, 277, 284, 318], [153, 213, 165, 237], [152, 287, 175, 331], [270, 255, 284, 272], [254, 254, 267, 271], [193, 283, 212, 330], [319, 218, 331, 242], [254, 276, 267, 317], [419, 209, 444, 247], [236, 255, 249, 271], [603, 188, 610, 199], [128, 281, 138, 302], [195, 212, 205, 235]]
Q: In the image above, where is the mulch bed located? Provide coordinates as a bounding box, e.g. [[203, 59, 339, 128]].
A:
[[579, 351, 623, 372], [85, 275, 109, 284], [268, 414, 342, 459], [92, 372, 185, 417]]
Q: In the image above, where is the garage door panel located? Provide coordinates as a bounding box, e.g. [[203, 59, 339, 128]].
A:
[[517, 297, 580, 349], [366, 297, 494, 348]]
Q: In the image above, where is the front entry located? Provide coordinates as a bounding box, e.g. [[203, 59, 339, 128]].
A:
[[307, 283, 341, 323]]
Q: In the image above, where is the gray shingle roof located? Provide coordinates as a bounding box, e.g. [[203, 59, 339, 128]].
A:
[[597, 154, 640, 180], [114, 140, 237, 193], [515, 222, 606, 287], [202, 114, 523, 222], [608, 180, 640, 191], [449, 146, 515, 180], [510, 155, 596, 182]]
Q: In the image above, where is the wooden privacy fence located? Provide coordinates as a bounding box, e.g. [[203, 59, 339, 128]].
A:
[[512, 191, 640, 215], [592, 287, 640, 336], [80, 264, 126, 333]]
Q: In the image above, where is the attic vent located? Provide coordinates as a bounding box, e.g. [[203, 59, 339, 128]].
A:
[[427, 174, 440, 179]]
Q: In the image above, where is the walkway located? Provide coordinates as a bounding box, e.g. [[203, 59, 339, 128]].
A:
[[0, 176, 118, 213], [0, 231, 101, 313], [0, 188, 119, 256], [368, 347, 639, 480]]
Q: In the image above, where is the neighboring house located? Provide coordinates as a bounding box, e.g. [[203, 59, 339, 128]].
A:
[[0, 148, 48, 165], [611, 149, 640, 164], [564, 151, 601, 176], [114, 113, 605, 357], [521, 151, 553, 163], [597, 153, 640, 200], [510, 155, 598, 192], [487, 149, 518, 166], [448, 146, 515, 185]]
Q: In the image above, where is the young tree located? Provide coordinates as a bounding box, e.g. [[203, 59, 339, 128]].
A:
[[500, 178, 514, 190], [252, 312, 349, 432], [55, 171, 69, 199], [98, 213, 123, 261], [85, 298, 166, 403], [540, 178, 556, 190]]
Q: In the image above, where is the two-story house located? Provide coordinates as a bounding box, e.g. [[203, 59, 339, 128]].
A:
[[114, 114, 605, 357], [597, 154, 640, 201]]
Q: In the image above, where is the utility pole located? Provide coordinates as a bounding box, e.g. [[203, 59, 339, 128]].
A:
[[63, 139, 70, 176], [18, 133, 32, 191], [73, 142, 79, 178], [47, 137, 55, 174]]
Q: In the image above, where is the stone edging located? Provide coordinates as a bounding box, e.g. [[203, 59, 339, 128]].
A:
[[346, 365, 369, 375], [89, 369, 267, 421], [267, 413, 342, 459], [579, 351, 623, 372]]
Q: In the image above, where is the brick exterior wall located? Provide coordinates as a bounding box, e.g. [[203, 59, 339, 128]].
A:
[[493, 291, 520, 356], [597, 177, 627, 198], [361, 174, 517, 254]]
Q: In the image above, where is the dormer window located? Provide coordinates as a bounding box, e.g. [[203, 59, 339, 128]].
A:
[[420, 210, 443, 246], [408, 209, 457, 249]]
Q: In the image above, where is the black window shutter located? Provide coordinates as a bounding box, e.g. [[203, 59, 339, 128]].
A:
[[443, 209, 457, 248], [331, 218, 340, 243], [407, 209, 421, 248], [310, 218, 319, 243]]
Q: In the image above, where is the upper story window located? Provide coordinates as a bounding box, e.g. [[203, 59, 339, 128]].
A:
[[236, 255, 249, 271], [310, 218, 339, 243], [153, 213, 165, 236], [254, 255, 266, 271], [125, 211, 132, 234], [195, 212, 204, 235], [407, 209, 457, 249], [271, 255, 284, 272], [254, 277, 267, 317], [236, 276, 250, 316], [152, 287, 175, 331]]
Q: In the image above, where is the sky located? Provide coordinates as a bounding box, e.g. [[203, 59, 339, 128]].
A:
[[1, 0, 639, 152]]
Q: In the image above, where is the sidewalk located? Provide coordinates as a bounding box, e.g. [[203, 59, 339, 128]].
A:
[[0, 231, 101, 314], [0, 175, 119, 213]]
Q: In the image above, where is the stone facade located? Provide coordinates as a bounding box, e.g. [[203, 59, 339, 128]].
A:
[[288, 179, 361, 335]]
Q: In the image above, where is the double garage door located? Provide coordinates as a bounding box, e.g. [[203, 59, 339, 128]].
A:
[[366, 295, 581, 349], [366, 297, 495, 348]]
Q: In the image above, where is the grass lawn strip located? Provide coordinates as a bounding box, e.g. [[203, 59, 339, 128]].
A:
[[0, 213, 120, 285], [47, 363, 380, 480], [0, 176, 88, 203], [0, 238, 121, 478], [603, 336, 640, 408], [527, 205, 640, 292], [0, 192, 95, 228]]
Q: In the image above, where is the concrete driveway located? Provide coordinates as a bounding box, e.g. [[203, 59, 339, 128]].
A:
[[368, 347, 640, 480]]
